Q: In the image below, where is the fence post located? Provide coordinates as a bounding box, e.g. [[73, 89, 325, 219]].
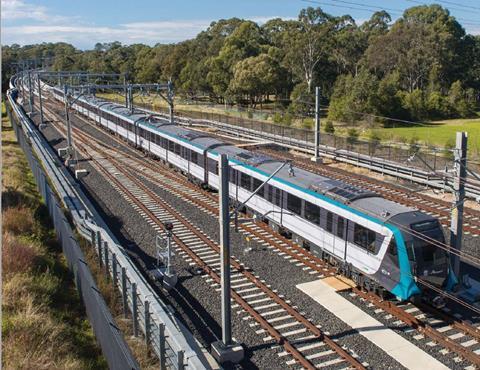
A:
[[96, 231, 102, 267], [159, 324, 166, 369], [132, 283, 138, 337], [177, 350, 185, 370], [144, 300, 150, 346], [90, 229, 96, 246], [121, 267, 128, 318], [112, 253, 117, 289], [104, 241, 109, 279]]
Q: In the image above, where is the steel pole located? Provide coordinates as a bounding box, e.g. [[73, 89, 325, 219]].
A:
[[450, 132, 467, 277], [166, 231, 172, 275], [168, 80, 174, 124], [27, 70, 33, 113], [124, 76, 128, 108], [64, 85, 73, 156], [314, 86, 321, 161], [219, 154, 232, 345], [37, 74, 44, 125]]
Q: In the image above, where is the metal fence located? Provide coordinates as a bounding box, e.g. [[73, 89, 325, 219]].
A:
[[7, 85, 213, 370], [8, 104, 140, 370], [127, 99, 480, 175]]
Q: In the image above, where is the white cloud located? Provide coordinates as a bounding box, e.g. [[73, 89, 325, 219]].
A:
[[0, 0, 304, 48], [1, 0, 48, 21], [1, 20, 214, 47], [1, 0, 74, 23]]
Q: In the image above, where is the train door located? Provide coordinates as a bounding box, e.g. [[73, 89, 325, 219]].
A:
[[333, 216, 347, 260], [203, 150, 209, 184], [323, 211, 335, 254]]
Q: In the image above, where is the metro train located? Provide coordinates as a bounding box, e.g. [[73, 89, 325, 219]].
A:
[[45, 84, 455, 302]]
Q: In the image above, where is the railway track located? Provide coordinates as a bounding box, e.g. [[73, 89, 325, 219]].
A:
[[259, 149, 480, 239], [39, 99, 480, 368], [39, 100, 367, 369]]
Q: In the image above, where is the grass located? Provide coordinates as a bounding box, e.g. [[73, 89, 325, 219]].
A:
[[370, 117, 480, 155], [2, 102, 107, 369]]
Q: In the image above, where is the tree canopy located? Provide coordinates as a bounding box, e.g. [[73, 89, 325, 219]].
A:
[[2, 5, 479, 121]]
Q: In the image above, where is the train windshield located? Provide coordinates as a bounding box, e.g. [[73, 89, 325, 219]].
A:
[[408, 220, 448, 286]]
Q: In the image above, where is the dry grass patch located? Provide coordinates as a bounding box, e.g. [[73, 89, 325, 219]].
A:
[[2, 232, 39, 278], [3, 296, 85, 370], [2, 103, 107, 369], [2, 206, 35, 235]]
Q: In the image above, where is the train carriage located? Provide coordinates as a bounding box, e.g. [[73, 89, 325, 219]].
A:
[[49, 86, 454, 303]]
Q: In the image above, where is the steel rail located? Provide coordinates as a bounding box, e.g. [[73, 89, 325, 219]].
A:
[[42, 103, 365, 369], [41, 93, 480, 367]]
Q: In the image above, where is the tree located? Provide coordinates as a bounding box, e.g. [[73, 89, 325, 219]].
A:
[[207, 21, 265, 100], [228, 53, 283, 107], [285, 7, 335, 92]]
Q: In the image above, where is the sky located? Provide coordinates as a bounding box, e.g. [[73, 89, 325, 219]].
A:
[[2, 0, 480, 49]]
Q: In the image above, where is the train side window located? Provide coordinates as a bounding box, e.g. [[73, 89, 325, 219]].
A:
[[305, 202, 320, 225], [326, 212, 333, 233], [240, 172, 251, 190], [353, 224, 376, 253], [337, 217, 345, 239], [388, 238, 397, 256], [191, 151, 198, 164], [287, 194, 302, 216], [269, 186, 282, 207], [198, 154, 204, 167], [168, 140, 174, 152], [252, 178, 264, 197], [388, 238, 399, 268]]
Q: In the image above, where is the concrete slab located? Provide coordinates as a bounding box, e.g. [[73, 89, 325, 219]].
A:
[[297, 279, 450, 370]]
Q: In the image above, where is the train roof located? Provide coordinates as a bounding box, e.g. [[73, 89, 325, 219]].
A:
[[351, 196, 414, 222], [89, 96, 418, 222]]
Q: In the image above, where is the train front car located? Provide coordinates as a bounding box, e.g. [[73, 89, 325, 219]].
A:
[[388, 211, 451, 305]]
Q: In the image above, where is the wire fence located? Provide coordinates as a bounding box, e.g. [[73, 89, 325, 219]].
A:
[[7, 90, 212, 370], [117, 97, 477, 175], [8, 105, 140, 370]]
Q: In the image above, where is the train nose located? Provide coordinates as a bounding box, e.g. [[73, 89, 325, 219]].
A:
[[419, 264, 448, 287]]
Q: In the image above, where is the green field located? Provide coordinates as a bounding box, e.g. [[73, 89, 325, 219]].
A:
[[370, 117, 480, 155]]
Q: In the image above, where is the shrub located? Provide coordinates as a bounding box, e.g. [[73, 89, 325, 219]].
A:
[[324, 120, 335, 134], [347, 128, 359, 145], [273, 112, 282, 124], [2, 206, 34, 235], [247, 109, 253, 119], [283, 112, 293, 126], [2, 233, 38, 279], [302, 118, 313, 129]]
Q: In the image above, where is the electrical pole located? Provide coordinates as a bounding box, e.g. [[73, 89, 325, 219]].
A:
[[219, 154, 231, 347], [450, 132, 467, 278], [212, 154, 244, 364], [312, 86, 322, 163], [124, 75, 128, 108], [168, 80, 174, 124], [64, 85, 74, 164], [37, 74, 44, 126], [27, 70, 34, 113]]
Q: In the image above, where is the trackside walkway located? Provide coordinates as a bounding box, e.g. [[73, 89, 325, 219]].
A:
[[297, 279, 450, 370]]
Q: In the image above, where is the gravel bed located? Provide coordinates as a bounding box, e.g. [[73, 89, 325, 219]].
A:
[[30, 107, 285, 369], [31, 103, 474, 369]]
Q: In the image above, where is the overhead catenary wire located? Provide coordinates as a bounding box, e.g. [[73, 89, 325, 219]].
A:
[[404, 0, 480, 13], [301, 0, 480, 26]]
